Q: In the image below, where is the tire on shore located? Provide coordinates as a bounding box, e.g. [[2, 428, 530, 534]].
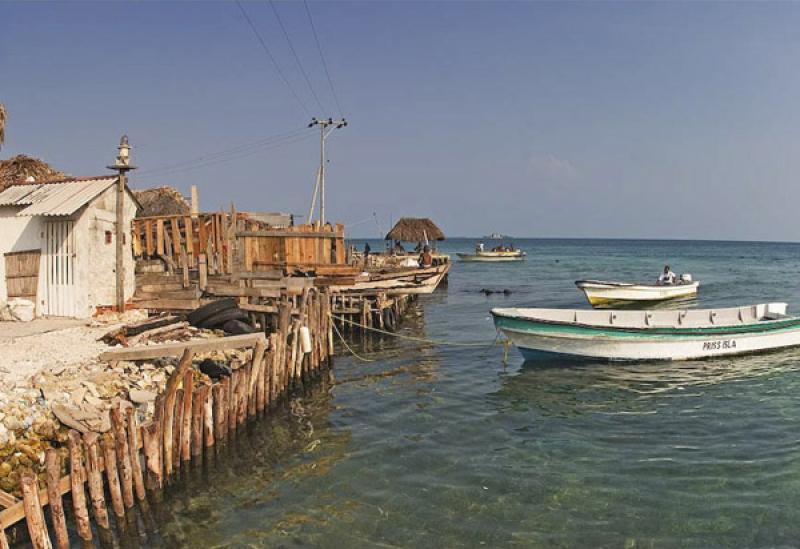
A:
[[187, 298, 238, 327]]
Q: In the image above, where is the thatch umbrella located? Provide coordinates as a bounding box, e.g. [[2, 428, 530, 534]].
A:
[[0, 154, 66, 193], [0, 103, 6, 150], [385, 217, 445, 242], [133, 186, 190, 217]]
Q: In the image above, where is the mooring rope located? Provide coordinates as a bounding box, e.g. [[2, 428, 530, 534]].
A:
[[331, 316, 376, 362], [330, 313, 502, 348]]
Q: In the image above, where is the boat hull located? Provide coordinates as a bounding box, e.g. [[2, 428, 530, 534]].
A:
[[332, 263, 450, 295], [576, 280, 698, 306], [457, 252, 525, 262], [493, 306, 800, 361]]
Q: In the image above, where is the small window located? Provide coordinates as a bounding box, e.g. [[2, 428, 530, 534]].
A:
[[105, 230, 112, 244]]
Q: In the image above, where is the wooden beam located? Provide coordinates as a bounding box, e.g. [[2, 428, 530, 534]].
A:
[[236, 230, 341, 238], [99, 333, 265, 361]]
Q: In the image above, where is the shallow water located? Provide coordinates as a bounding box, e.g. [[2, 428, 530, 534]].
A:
[[147, 239, 800, 547]]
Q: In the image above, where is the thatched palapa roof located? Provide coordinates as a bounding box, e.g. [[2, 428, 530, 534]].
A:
[[133, 186, 190, 217], [385, 217, 445, 242], [0, 154, 67, 193]]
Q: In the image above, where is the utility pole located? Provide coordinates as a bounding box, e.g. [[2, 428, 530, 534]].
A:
[[307, 117, 347, 226], [107, 135, 135, 312]]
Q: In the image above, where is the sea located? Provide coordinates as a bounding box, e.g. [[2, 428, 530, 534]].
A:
[[144, 238, 800, 548]]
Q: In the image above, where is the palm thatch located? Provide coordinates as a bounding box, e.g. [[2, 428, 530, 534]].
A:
[[0, 103, 6, 150], [133, 186, 190, 217], [0, 155, 66, 192], [385, 217, 445, 242]]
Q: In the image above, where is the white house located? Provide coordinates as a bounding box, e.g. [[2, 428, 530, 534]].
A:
[[0, 176, 139, 318]]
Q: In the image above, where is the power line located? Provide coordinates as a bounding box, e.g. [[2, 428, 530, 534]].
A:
[[236, 0, 312, 118], [138, 130, 317, 179], [303, 0, 345, 117], [268, 0, 326, 114], [137, 128, 310, 175]]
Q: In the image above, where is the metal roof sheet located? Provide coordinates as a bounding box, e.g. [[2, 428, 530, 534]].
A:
[[0, 184, 43, 206], [15, 177, 117, 217]]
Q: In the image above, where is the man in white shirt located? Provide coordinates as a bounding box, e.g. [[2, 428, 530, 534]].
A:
[[657, 265, 677, 285]]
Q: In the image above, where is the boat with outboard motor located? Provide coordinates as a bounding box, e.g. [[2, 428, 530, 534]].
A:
[[457, 243, 526, 262], [492, 302, 800, 361], [576, 276, 699, 307]]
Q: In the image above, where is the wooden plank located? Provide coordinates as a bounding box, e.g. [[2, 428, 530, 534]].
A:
[[203, 284, 281, 298], [236, 230, 342, 238], [132, 220, 143, 257], [170, 217, 182, 258], [132, 299, 201, 311], [99, 333, 265, 361], [156, 220, 165, 256], [145, 220, 154, 256], [0, 490, 18, 509]]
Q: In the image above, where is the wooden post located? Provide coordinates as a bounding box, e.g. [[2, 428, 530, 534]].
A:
[[83, 433, 110, 530], [0, 529, 10, 549], [44, 450, 68, 549], [237, 365, 250, 425], [67, 430, 92, 541], [228, 370, 239, 434], [126, 406, 147, 501], [141, 421, 163, 490], [111, 406, 135, 508], [248, 339, 266, 416], [203, 383, 215, 449], [191, 185, 199, 215], [20, 472, 52, 549], [199, 254, 208, 291], [159, 348, 195, 478], [191, 384, 207, 457], [181, 370, 194, 462], [101, 433, 125, 518], [214, 380, 227, 442], [173, 390, 184, 469]]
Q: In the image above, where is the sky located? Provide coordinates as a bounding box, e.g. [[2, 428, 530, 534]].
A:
[[3, 1, 800, 240]]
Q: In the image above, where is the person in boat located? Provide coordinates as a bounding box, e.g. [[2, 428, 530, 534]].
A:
[[476, 242, 485, 253], [657, 265, 677, 285], [419, 245, 433, 268]]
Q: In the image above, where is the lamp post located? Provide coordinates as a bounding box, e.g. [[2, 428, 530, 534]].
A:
[[107, 135, 136, 312]]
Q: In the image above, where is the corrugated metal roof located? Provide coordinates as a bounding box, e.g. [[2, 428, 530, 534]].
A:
[[0, 184, 43, 206], [17, 177, 117, 216]]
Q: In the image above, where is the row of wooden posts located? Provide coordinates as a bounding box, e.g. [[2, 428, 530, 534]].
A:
[[1, 288, 335, 548]]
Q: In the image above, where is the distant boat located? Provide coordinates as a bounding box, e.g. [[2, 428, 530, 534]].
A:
[[492, 303, 800, 361], [458, 249, 526, 262], [576, 277, 699, 307], [458, 243, 525, 262], [487, 233, 504, 239]]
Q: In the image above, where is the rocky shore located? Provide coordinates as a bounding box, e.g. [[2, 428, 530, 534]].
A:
[[0, 312, 252, 497]]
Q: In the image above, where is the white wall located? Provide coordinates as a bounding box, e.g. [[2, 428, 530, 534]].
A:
[[0, 206, 44, 310], [83, 185, 137, 314]]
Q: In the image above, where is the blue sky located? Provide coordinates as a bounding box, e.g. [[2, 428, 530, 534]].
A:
[[3, 1, 800, 240]]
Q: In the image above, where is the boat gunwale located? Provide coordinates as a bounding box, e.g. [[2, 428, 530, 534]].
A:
[[575, 280, 700, 291], [491, 307, 800, 337]]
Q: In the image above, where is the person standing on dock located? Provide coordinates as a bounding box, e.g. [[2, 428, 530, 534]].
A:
[[363, 242, 371, 266]]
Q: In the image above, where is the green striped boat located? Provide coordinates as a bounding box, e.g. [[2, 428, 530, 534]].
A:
[[492, 303, 800, 361]]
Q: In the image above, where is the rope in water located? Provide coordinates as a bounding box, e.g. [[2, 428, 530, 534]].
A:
[[330, 313, 502, 348], [330, 317, 375, 362]]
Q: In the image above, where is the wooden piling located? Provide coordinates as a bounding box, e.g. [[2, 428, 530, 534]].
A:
[[110, 406, 135, 508], [172, 389, 184, 469], [20, 472, 51, 549], [101, 433, 125, 518], [203, 384, 215, 448], [213, 380, 227, 442], [191, 384, 207, 457], [181, 370, 194, 462], [141, 421, 163, 490], [44, 450, 68, 549], [227, 370, 239, 434], [83, 433, 110, 530], [67, 430, 92, 541], [125, 406, 147, 501], [0, 529, 10, 549]]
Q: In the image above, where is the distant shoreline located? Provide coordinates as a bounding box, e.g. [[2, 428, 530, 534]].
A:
[[345, 236, 800, 245]]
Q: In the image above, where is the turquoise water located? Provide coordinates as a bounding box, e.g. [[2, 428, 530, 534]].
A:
[[149, 239, 800, 547]]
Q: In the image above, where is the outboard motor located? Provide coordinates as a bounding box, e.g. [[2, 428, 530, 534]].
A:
[[680, 273, 693, 283]]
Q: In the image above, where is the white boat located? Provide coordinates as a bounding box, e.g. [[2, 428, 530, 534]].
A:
[[575, 279, 699, 307], [457, 249, 526, 262], [330, 263, 450, 295], [492, 303, 800, 361]]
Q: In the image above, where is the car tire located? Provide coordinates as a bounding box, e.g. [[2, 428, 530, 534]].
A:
[[187, 298, 238, 327]]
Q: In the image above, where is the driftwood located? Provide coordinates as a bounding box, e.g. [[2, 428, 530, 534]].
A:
[[101, 314, 182, 345]]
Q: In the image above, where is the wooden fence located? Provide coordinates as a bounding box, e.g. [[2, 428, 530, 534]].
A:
[[0, 288, 333, 548], [132, 211, 347, 276]]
